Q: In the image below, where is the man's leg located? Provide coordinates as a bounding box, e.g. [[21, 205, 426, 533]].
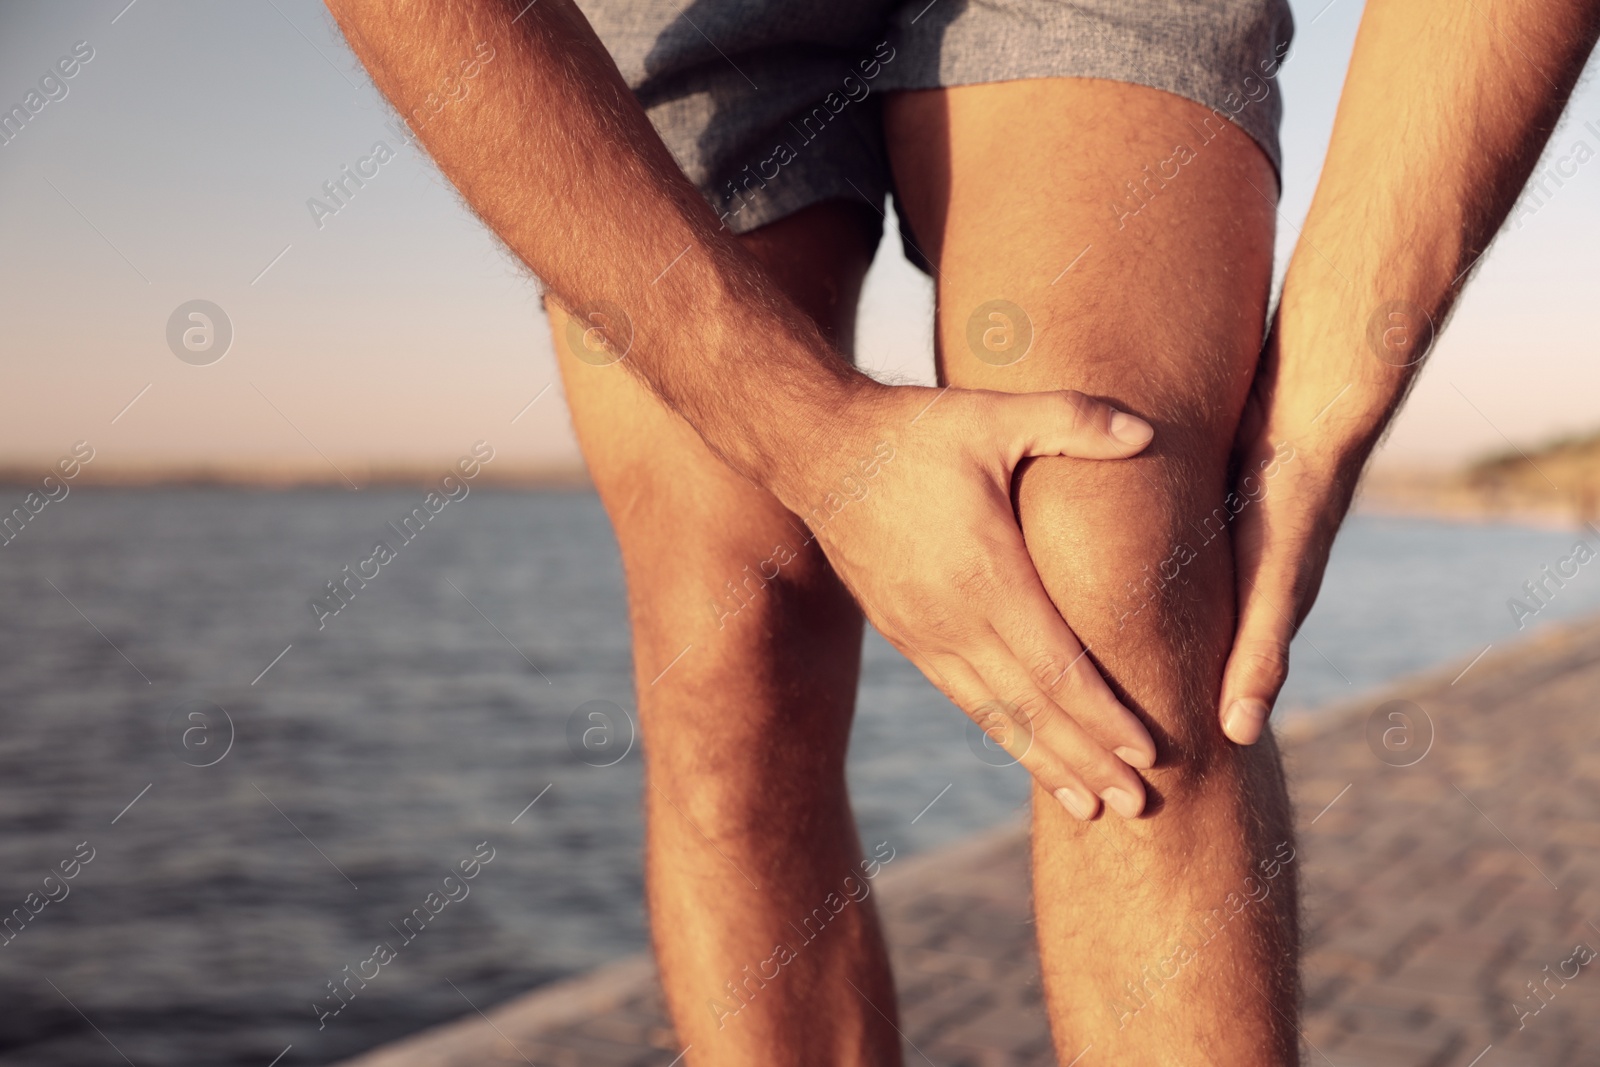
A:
[[549, 202, 903, 1067], [887, 81, 1299, 1064]]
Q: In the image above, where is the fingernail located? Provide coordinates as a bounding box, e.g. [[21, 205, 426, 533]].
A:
[[1224, 698, 1270, 745], [1103, 786, 1143, 820], [1054, 787, 1094, 821], [1109, 410, 1153, 447], [1114, 745, 1155, 770]]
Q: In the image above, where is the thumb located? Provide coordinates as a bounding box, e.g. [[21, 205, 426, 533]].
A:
[[1219, 588, 1294, 745], [992, 389, 1154, 460]]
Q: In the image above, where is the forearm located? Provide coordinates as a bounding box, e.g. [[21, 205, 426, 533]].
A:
[[1271, 0, 1600, 474], [324, 0, 865, 500]]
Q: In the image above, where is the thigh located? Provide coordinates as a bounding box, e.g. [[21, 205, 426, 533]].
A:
[[886, 77, 1275, 430], [552, 200, 880, 776]]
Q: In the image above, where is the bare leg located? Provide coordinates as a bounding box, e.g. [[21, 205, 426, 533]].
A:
[[551, 202, 903, 1067], [887, 80, 1299, 1065]]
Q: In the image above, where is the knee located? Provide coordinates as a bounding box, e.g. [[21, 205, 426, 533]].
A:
[[617, 489, 858, 667], [1015, 447, 1239, 790], [632, 527, 862, 808], [640, 527, 859, 718]]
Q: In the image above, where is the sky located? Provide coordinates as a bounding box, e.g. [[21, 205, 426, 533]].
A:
[[3, 0, 1599, 478]]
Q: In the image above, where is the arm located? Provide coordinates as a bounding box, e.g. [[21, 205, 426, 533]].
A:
[[1220, 0, 1600, 743], [326, 0, 1165, 809]]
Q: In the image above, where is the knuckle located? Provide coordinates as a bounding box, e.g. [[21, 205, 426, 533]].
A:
[[1035, 748, 1094, 789], [1240, 642, 1291, 686], [979, 706, 1015, 742], [948, 556, 999, 600], [1059, 389, 1100, 432], [1030, 765, 1073, 796], [1009, 692, 1056, 732], [1028, 651, 1069, 695], [971, 701, 1025, 748], [1088, 756, 1134, 791], [913, 597, 965, 641], [967, 699, 999, 724]]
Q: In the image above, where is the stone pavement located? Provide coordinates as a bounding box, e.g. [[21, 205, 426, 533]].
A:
[[336, 617, 1600, 1067]]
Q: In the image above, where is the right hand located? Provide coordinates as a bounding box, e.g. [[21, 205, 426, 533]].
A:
[[794, 383, 1159, 821]]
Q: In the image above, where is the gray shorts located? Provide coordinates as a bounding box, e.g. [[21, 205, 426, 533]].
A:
[[578, 0, 1294, 261]]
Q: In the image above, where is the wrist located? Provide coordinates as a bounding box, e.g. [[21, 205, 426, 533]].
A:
[[758, 371, 892, 514], [1262, 283, 1429, 480], [636, 242, 880, 504]]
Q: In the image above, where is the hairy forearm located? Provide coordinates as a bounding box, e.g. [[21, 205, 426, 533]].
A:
[[1214, 0, 1600, 737], [1270, 0, 1600, 473], [324, 0, 865, 499]]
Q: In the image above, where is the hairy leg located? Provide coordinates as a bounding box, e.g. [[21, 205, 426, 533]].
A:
[[550, 202, 902, 1067], [887, 80, 1299, 1065]]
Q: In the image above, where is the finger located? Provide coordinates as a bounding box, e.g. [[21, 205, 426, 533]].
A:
[[988, 389, 1154, 461], [987, 566, 1157, 769], [976, 649, 1148, 820], [1219, 580, 1294, 745], [916, 651, 1107, 821]]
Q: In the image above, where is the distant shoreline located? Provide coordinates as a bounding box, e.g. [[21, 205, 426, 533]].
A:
[[3, 463, 1596, 528], [0, 463, 593, 491], [1356, 465, 1597, 531], [1353, 495, 1585, 531]]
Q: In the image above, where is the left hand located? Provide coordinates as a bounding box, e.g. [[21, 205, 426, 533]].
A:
[[1218, 332, 1367, 745]]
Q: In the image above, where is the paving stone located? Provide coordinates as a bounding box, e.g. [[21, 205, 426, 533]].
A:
[[336, 617, 1600, 1066]]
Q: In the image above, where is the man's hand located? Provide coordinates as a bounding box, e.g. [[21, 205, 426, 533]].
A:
[[1216, 0, 1600, 744], [806, 384, 1160, 820], [1218, 333, 1362, 745]]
